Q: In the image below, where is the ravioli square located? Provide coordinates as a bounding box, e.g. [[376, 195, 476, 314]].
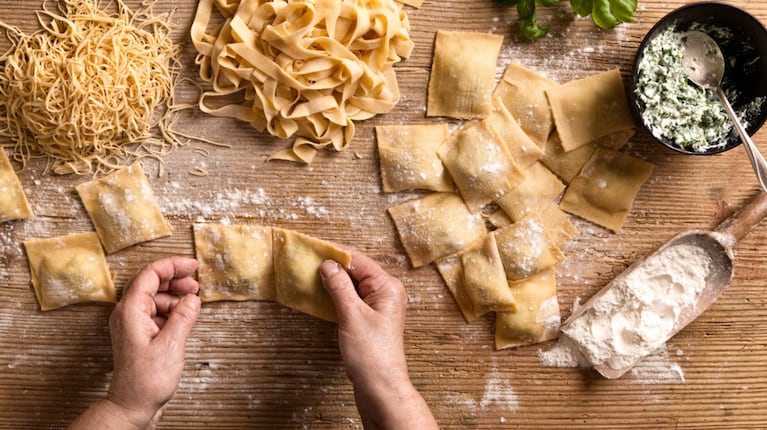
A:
[[436, 254, 483, 322], [484, 97, 543, 169], [76, 162, 172, 253], [438, 123, 524, 212], [194, 223, 275, 302], [388, 192, 486, 268], [496, 162, 565, 222], [494, 214, 564, 281], [461, 233, 517, 315], [546, 69, 635, 151], [427, 30, 503, 119], [376, 124, 453, 193], [538, 203, 578, 249], [494, 63, 558, 146], [0, 150, 33, 223], [495, 268, 560, 350], [540, 132, 598, 184], [24, 232, 115, 311], [272, 228, 352, 322], [560, 148, 654, 232]]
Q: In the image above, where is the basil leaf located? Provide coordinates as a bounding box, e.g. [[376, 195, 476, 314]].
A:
[[517, 0, 536, 19], [519, 14, 549, 40], [591, 0, 637, 28], [570, 0, 593, 17]]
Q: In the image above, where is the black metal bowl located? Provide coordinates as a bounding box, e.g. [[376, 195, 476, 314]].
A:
[[629, 2, 767, 155]]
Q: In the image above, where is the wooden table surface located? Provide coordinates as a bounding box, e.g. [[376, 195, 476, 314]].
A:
[[1, 0, 767, 428]]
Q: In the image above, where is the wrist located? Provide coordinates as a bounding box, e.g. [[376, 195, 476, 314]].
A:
[[99, 397, 156, 429]]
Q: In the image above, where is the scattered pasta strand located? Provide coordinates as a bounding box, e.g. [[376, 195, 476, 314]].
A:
[[0, 0, 183, 175]]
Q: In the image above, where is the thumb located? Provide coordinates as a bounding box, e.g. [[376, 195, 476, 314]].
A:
[[156, 293, 201, 348], [320, 260, 362, 322]]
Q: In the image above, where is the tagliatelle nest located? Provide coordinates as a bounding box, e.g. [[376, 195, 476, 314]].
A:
[[0, 0, 182, 175], [191, 0, 414, 163]]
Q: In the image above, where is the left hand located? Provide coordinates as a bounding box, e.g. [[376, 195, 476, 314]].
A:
[[106, 256, 202, 426]]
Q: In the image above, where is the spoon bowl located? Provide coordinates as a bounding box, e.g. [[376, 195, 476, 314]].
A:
[[629, 2, 767, 155], [682, 30, 767, 193]]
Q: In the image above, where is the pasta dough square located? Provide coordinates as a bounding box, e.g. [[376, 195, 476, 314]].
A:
[[272, 228, 352, 322], [494, 214, 564, 281], [540, 132, 598, 184], [438, 124, 524, 212], [427, 31, 503, 119], [538, 203, 578, 249], [495, 268, 560, 349], [376, 124, 453, 193], [194, 223, 275, 302], [462, 233, 517, 315], [388, 192, 486, 268], [484, 97, 543, 169], [76, 162, 172, 253], [24, 232, 115, 311], [560, 148, 654, 232], [546, 69, 634, 151], [436, 254, 483, 322], [0, 150, 33, 223], [495, 162, 565, 222], [493, 63, 558, 146]]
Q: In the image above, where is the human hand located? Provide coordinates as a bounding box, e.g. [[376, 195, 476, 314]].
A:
[[320, 251, 438, 430], [70, 256, 202, 429]]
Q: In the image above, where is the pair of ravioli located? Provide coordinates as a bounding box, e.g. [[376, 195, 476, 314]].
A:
[[76, 162, 173, 253], [194, 223, 351, 322], [0, 150, 33, 223]]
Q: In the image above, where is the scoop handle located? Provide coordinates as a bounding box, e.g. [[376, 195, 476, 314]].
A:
[[714, 191, 767, 244]]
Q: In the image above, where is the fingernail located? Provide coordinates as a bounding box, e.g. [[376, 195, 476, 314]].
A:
[[320, 260, 340, 279]]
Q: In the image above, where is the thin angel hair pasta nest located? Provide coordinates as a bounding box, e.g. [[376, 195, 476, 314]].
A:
[[190, 0, 414, 164], [0, 0, 183, 175]]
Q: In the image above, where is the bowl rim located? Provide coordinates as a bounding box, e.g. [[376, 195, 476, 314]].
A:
[[629, 1, 767, 155]]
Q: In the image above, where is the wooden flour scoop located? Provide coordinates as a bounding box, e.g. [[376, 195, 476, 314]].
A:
[[560, 191, 767, 379]]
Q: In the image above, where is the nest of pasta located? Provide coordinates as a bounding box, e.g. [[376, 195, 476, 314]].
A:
[[0, 0, 180, 175], [191, 0, 414, 163]]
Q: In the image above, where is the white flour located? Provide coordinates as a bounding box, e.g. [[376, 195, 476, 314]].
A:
[[541, 243, 712, 372]]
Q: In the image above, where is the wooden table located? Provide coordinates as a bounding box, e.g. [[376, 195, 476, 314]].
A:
[[1, 0, 766, 428]]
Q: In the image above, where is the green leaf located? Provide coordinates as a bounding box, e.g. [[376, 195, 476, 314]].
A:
[[591, 0, 619, 28], [519, 13, 549, 40], [611, 0, 638, 22], [590, 0, 638, 28], [570, 0, 592, 17], [517, 0, 536, 19]]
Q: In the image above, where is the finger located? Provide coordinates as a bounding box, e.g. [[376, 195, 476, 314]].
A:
[[124, 257, 198, 300], [154, 293, 182, 316], [154, 293, 201, 348], [319, 260, 363, 322], [168, 276, 200, 295], [348, 252, 405, 300]]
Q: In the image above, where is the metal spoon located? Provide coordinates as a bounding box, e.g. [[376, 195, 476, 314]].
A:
[[559, 191, 767, 379], [681, 30, 767, 193]]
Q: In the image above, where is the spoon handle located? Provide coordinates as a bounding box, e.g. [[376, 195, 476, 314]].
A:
[[716, 87, 767, 194], [714, 190, 767, 245]]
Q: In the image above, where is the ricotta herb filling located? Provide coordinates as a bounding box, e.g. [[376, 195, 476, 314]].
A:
[[635, 27, 732, 152]]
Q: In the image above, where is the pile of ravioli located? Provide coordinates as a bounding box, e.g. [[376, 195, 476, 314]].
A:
[[380, 30, 654, 350], [4, 158, 349, 320]]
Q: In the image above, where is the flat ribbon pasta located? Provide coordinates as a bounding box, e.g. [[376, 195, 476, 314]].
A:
[[191, 0, 414, 163]]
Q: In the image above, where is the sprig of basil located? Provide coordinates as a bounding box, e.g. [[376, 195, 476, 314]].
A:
[[496, 0, 638, 40]]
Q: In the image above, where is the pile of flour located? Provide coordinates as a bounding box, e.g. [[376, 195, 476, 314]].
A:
[[540, 243, 713, 371]]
